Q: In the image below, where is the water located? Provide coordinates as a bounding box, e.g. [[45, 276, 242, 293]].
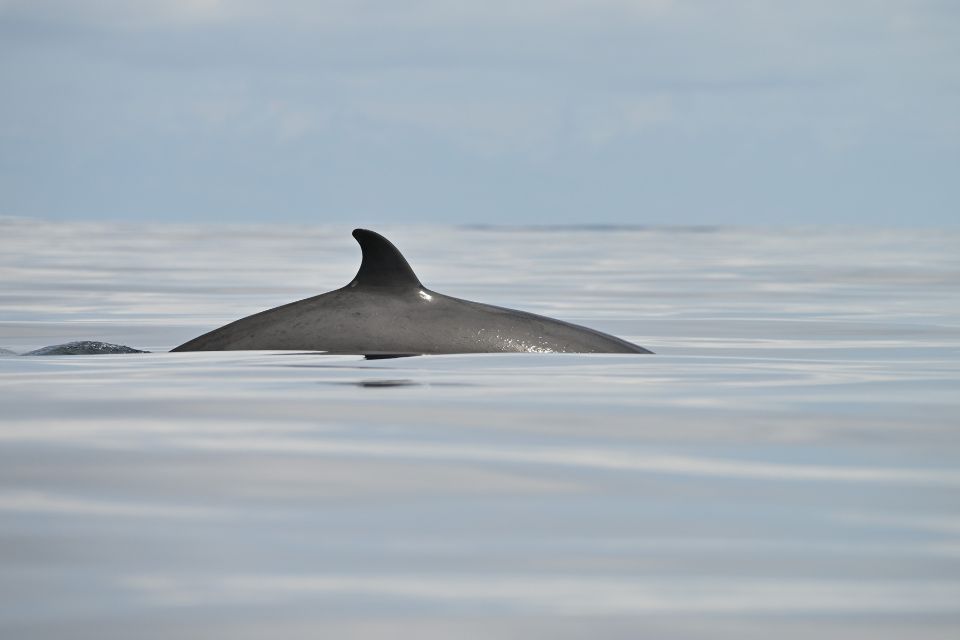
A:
[[1, 218, 959, 638]]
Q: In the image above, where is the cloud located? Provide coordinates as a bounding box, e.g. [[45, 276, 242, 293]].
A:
[[0, 1, 677, 30], [122, 572, 960, 614], [1, 0, 958, 223], [0, 490, 229, 518], [0, 0, 241, 28]]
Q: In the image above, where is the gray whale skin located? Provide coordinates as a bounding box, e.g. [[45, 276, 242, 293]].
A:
[[172, 229, 651, 356]]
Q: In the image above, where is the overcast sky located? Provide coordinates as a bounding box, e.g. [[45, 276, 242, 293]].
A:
[[1, 0, 957, 226]]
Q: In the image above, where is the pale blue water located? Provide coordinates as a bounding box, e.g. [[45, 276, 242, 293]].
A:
[[1, 219, 959, 638]]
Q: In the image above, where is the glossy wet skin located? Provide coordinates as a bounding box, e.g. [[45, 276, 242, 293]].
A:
[[172, 229, 651, 355]]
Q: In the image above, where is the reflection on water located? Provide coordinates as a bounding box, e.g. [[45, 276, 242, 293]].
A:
[[1, 219, 959, 638]]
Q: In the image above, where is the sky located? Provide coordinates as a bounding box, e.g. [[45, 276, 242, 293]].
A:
[[1, 0, 958, 226]]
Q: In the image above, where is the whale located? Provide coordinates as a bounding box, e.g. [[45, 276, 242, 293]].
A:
[[171, 229, 651, 356]]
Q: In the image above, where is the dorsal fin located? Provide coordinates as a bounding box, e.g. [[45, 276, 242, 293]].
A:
[[348, 228, 423, 289]]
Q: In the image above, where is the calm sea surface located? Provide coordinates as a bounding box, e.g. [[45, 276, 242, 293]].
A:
[[2, 219, 959, 638]]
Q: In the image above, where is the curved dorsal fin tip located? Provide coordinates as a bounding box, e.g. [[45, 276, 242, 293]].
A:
[[350, 228, 423, 289]]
